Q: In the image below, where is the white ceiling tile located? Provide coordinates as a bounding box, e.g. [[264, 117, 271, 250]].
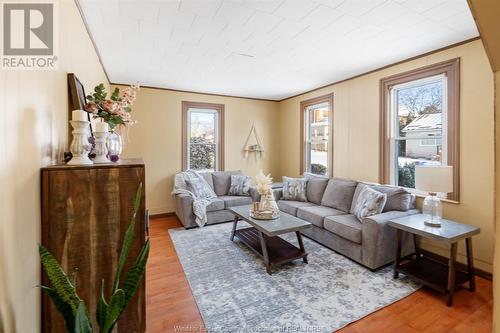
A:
[[241, 0, 285, 13], [179, 0, 224, 18], [119, 0, 159, 21], [78, 0, 479, 100], [336, 0, 386, 17], [273, 0, 320, 21], [401, 0, 447, 13]]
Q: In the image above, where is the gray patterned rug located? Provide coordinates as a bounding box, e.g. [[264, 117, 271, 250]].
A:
[[169, 222, 420, 333]]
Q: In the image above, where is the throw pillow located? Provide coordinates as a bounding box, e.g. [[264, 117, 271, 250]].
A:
[[353, 186, 387, 221], [228, 175, 251, 196], [185, 178, 217, 199], [282, 176, 308, 202]]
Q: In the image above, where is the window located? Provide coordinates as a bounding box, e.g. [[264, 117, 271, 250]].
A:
[[380, 59, 459, 201], [182, 101, 224, 171], [300, 94, 333, 176]]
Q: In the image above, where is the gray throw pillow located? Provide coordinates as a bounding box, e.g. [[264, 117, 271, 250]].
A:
[[185, 178, 217, 199], [353, 186, 387, 221], [321, 178, 358, 212], [228, 175, 251, 196], [282, 176, 308, 202]]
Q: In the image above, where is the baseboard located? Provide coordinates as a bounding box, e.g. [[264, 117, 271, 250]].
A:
[[150, 212, 176, 219], [419, 249, 492, 281]]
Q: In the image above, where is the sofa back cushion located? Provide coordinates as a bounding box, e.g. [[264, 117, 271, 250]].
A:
[[321, 178, 358, 212], [198, 172, 215, 190], [304, 173, 329, 205], [350, 182, 411, 213], [212, 170, 243, 196]]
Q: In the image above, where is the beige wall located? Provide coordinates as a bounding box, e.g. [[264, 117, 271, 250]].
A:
[[494, 70, 499, 332], [278, 40, 495, 273], [0, 1, 109, 332], [118, 87, 280, 214]]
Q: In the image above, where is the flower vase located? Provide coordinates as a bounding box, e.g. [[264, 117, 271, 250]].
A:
[[106, 129, 123, 162], [259, 191, 279, 213]]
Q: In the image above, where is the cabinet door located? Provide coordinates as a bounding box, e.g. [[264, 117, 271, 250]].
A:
[[41, 166, 145, 333]]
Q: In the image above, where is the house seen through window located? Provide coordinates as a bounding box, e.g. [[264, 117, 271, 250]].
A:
[[182, 101, 224, 171], [391, 75, 446, 189]]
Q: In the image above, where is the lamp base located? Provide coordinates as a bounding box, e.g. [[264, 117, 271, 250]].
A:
[[424, 220, 442, 227], [422, 192, 442, 227]]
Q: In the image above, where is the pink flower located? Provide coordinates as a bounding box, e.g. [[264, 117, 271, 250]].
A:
[[84, 102, 98, 114], [102, 100, 118, 114]]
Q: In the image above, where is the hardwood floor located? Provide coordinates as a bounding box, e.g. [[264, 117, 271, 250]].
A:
[[146, 216, 493, 333]]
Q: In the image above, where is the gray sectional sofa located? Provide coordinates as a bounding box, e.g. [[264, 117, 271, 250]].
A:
[[173, 170, 259, 228], [277, 176, 419, 270], [172, 170, 418, 270]]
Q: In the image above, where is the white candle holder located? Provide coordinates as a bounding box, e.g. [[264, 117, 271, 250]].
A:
[[67, 120, 93, 165], [93, 131, 109, 163]]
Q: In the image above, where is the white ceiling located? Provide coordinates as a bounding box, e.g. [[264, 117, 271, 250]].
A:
[[77, 0, 479, 100]]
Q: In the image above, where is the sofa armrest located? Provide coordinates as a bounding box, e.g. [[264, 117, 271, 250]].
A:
[[249, 187, 260, 202], [172, 193, 197, 228], [273, 188, 282, 201], [361, 209, 419, 269]]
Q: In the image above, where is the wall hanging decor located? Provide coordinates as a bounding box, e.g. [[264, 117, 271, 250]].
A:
[[243, 124, 264, 158]]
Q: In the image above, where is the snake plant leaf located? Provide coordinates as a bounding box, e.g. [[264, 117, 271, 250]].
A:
[[74, 301, 92, 333], [123, 239, 150, 305], [40, 286, 75, 333], [112, 183, 142, 292], [101, 289, 125, 333], [96, 279, 109, 328], [39, 244, 81, 314]]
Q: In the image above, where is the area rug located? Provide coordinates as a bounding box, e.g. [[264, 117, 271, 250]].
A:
[[169, 222, 420, 333]]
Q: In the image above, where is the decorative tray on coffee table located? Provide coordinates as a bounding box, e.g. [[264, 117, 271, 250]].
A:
[[249, 209, 280, 220]]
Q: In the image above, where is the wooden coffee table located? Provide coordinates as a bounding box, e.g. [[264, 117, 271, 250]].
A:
[[229, 205, 312, 274]]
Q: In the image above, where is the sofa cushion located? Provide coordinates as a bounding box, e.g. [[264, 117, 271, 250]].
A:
[[321, 178, 358, 212], [324, 214, 362, 244], [297, 205, 346, 228], [198, 172, 215, 190], [351, 182, 411, 213], [352, 186, 387, 221], [212, 171, 243, 196], [304, 173, 329, 205], [277, 200, 316, 216], [219, 195, 252, 208], [206, 198, 225, 212], [282, 176, 308, 202]]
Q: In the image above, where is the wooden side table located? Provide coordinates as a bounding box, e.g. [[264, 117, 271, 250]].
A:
[[388, 214, 480, 306]]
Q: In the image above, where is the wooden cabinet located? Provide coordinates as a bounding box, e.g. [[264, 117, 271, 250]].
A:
[[41, 159, 146, 333]]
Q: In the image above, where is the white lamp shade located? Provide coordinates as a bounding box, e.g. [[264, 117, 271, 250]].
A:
[[415, 166, 453, 193]]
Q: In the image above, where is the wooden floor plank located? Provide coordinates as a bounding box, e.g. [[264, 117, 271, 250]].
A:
[[145, 217, 493, 333]]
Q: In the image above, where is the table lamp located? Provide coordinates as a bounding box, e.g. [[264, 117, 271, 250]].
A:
[[415, 165, 453, 227]]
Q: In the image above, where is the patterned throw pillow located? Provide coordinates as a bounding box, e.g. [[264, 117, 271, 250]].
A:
[[352, 186, 387, 221], [185, 178, 217, 199], [228, 175, 251, 196], [282, 176, 308, 202]]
